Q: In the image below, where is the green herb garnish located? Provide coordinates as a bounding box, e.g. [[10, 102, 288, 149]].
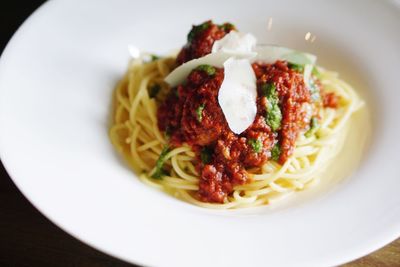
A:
[[173, 88, 179, 98], [218, 22, 235, 32], [312, 66, 321, 78], [261, 83, 282, 131], [261, 82, 272, 97], [196, 64, 216, 76], [188, 21, 211, 42], [266, 109, 282, 132], [196, 104, 205, 122], [164, 127, 171, 140], [149, 84, 161, 98], [150, 54, 160, 61], [248, 138, 262, 153], [200, 147, 212, 164], [271, 143, 281, 161], [151, 146, 170, 179], [305, 117, 320, 138], [288, 62, 304, 72]]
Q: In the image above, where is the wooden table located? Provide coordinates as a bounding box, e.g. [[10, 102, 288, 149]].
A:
[[0, 1, 399, 266]]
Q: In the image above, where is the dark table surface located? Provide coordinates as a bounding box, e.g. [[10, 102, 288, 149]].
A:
[[0, 1, 398, 267]]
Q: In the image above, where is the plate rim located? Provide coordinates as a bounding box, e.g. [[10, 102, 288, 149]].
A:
[[0, 1, 399, 267]]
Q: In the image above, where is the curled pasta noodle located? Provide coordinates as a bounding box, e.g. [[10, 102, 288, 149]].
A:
[[109, 57, 363, 209]]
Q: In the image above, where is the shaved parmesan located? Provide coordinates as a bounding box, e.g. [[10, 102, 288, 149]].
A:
[[165, 44, 317, 87], [165, 50, 255, 87], [218, 58, 257, 134], [303, 64, 313, 87], [164, 32, 318, 136], [212, 31, 257, 56], [165, 32, 257, 87], [166, 52, 231, 87], [254, 45, 317, 65]]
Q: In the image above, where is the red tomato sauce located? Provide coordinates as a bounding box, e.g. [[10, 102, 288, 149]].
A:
[[156, 21, 337, 203], [252, 61, 311, 164], [176, 20, 235, 65], [322, 91, 340, 108]]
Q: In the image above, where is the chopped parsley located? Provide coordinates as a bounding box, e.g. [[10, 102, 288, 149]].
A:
[[312, 66, 321, 78], [150, 54, 160, 61], [218, 22, 235, 32], [174, 88, 179, 98], [149, 84, 161, 98], [164, 127, 171, 140], [188, 21, 211, 42], [151, 146, 170, 179], [196, 104, 205, 122], [261, 83, 282, 131], [288, 62, 304, 72], [196, 64, 216, 76], [271, 143, 281, 161], [200, 147, 212, 164], [248, 138, 262, 153], [305, 117, 320, 138]]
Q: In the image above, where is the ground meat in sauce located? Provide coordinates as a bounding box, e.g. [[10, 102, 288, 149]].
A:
[[156, 22, 338, 204], [158, 68, 227, 146], [176, 21, 235, 65], [158, 61, 314, 203], [322, 91, 340, 108], [252, 61, 311, 164]]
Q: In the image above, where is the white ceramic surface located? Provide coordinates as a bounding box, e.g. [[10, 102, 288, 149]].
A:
[[0, 0, 399, 266]]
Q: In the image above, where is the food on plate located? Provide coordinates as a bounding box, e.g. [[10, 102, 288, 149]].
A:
[[109, 20, 363, 209]]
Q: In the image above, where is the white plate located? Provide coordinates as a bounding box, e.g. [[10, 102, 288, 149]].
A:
[[0, 0, 399, 266]]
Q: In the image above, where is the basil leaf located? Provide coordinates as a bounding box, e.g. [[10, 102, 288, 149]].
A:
[[196, 104, 205, 122], [151, 146, 170, 179], [150, 54, 160, 61], [149, 84, 161, 98], [218, 22, 235, 32], [288, 62, 304, 72], [248, 138, 262, 153], [305, 117, 320, 138], [271, 143, 281, 161], [196, 64, 216, 76], [200, 147, 212, 164], [188, 21, 211, 42], [261, 83, 282, 131]]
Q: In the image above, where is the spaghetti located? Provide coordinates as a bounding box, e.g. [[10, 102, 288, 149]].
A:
[[109, 56, 363, 209]]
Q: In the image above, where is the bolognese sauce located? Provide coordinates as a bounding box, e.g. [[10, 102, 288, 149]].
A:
[[176, 20, 236, 65], [157, 21, 338, 203]]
